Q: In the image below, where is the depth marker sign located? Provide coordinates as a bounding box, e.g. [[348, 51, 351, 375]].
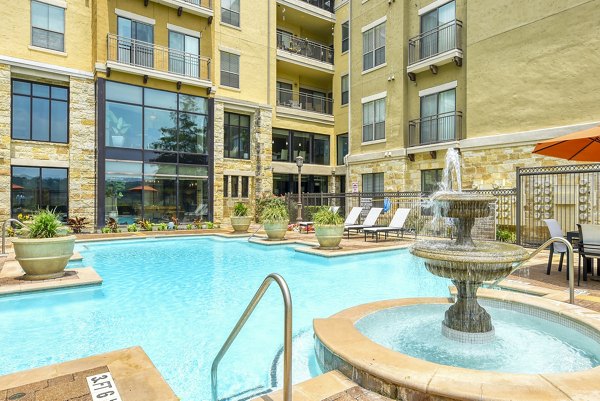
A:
[[86, 372, 123, 401]]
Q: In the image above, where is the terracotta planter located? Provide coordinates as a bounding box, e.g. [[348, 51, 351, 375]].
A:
[[315, 225, 344, 250], [230, 216, 252, 233], [264, 221, 289, 241], [12, 235, 76, 280]]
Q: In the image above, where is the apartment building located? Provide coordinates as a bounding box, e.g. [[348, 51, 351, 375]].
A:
[[2, 0, 599, 228]]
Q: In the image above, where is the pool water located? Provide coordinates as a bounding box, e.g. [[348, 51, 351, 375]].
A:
[[355, 304, 600, 373], [0, 237, 450, 401]]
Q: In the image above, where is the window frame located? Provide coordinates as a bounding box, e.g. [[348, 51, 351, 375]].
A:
[[362, 97, 386, 143], [336, 133, 348, 166], [241, 176, 249, 198], [421, 168, 443, 194], [341, 75, 349, 106], [362, 172, 384, 193], [362, 22, 385, 72], [341, 21, 349, 53], [224, 111, 251, 160], [221, 0, 240, 28], [31, 0, 65, 52], [11, 165, 69, 220], [220, 51, 240, 89], [11, 79, 70, 143], [271, 128, 330, 165]]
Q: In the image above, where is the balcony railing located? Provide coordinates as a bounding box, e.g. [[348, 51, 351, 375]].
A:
[[409, 111, 462, 147], [277, 31, 333, 65], [107, 34, 211, 82], [296, 0, 333, 13], [180, 0, 212, 8], [277, 88, 333, 115], [408, 20, 462, 66]]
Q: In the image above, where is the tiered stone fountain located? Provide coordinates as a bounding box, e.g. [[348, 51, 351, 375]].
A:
[[410, 149, 529, 342]]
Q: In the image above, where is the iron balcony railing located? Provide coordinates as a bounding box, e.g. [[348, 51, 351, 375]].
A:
[[408, 20, 463, 66], [296, 0, 333, 12], [277, 87, 333, 115], [107, 34, 211, 82], [180, 0, 212, 8], [409, 111, 462, 147], [276, 31, 334, 65]]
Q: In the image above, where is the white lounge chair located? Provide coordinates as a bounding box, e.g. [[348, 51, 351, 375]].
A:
[[345, 207, 383, 238], [299, 206, 340, 233], [363, 208, 411, 242], [543, 219, 568, 275]]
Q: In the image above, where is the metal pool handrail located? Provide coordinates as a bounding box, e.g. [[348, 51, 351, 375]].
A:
[[498, 237, 575, 304], [211, 273, 292, 401], [1, 219, 26, 256], [248, 224, 263, 242]]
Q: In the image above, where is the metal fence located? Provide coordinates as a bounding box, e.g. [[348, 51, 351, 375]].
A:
[[517, 164, 600, 247]]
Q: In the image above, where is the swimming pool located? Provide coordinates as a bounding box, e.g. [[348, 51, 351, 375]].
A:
[[0, 237, 450, 400]]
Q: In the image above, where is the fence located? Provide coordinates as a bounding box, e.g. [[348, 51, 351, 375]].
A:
[[284, 190, 515, 241]]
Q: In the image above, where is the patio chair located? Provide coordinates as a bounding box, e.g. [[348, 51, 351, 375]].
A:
[[577, 223, 600, 283], [343, 206, 363, 226], [543, 219, 569, 276], [345, 207, 383, 239], [298, 206, 340, 234], [363, 208, 412, 242]]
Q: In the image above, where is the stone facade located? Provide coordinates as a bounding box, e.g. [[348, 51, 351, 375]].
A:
[[0, 64, 11, 222]]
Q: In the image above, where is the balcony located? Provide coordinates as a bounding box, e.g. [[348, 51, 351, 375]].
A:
[[276, 87, 334, 124], [106, 34, 211, 88], [276, 31, 334, 73], [150, 0, 213, 18], [276, 0, 335, 23], [407, 20, 463, 76], [409, 111, 462, 147]]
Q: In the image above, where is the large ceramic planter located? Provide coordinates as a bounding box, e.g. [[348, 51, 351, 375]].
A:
[[264, 221, 289, 241], [315, 225, 344, 250], [230, 216, 252, 233], [12, 235, 76, 280]]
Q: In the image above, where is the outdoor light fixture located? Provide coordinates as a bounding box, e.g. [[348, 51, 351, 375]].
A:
[[143, 75, 149, 84], [177, 6, 183, 16], [296, 156, 304, 223], [176, 81, 182, 90]]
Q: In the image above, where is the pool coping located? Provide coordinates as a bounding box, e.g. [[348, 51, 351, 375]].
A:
[[314, 290, 600, 401], [0, 346, 179, 401]]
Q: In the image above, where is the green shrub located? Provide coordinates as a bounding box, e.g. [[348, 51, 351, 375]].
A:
[[105, 218, 119, 233], [138, 219, 153, 231], [101, 227, 111, 234], [157, 223, 168, 231], [496, 228, 516, 243], [233, 202, 249, 217], [313, 207, 343, 226], [23, 209, 65, 238], [260, 197, 289, 223], [186, 223, 193, 230], [127, 223, 138, 232], [206, 221, 214, 229]]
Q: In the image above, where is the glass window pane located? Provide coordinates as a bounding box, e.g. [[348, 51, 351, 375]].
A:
[[48, 5, 65, 33], [179, 178, 208, 222], [144, 163, 177, 176], [375, 24, 385, 48], [105, 160, 143, 175], [374, 47, 385, 66], [41, 168, 68, 219], [118, 17, 132, 38], [145, 88, 177, 110], [179, 94, 207, 114], [179, 165, 208, 176], [144, 108, 177, 151], [106, 102, 143, 148], [31, 1, 48, 29], [32, 98, 50, 141], [51, 86, 68, 100], [292, 132, 310, 161], [363, 30, 374, 53], [11, 167, 40, 218], [363, 52, 373, 70], [312, 134, 330, 165], [179, 113, 207, 153], [169, 31, 184, 51], [105, 174, 143, 224], [106, 81, 143, 104], [32, 28, 48, 49], [46, 31, 64, 52], [32, 84, 49, 98], [272, 129, 289, 162], [13, 81, 30, 95], [50, 100, 68, 142], [231, 176, 239, 197], [241, 176, 249, 198], [12, 95, 31, 139], [142, 177, 176, 223], [224, 175, 229, 197], [230, 0, 240, 12]]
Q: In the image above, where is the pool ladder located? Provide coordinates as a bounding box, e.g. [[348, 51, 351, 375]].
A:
[[247, 225, 263, 242], [211, 273, 293, 401], [1, 219, 26, 256]]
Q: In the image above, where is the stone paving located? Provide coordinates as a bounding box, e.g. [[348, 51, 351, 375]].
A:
[[323, 386, 393, 401]]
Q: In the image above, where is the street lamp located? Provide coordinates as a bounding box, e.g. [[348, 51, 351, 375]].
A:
[[295, 156, 304, 223]]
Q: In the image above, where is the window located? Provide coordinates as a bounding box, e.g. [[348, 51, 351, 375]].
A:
[[362, 23, 385, 71], [272, 129, 289, 162], [420, 1, 455, 59], [362, 98, 385, 142], [224, 175, 228, 197], [362, 173, 383, 193], [421, 169, 443, 194], [224, 112, 251, 159], [241, 176, 249, 198], [420, 88, 456, 144], [273, 174, 329, 195], [11, 166, 68, 221], [169, 31, 200, 78], [221, 51, 240, 88], [231, 176, 239, 197], [271, 129, 330, 165], [341, 75, 349, 105], [221, 0, 240, 27], [31, 0, 65, 51], [117, 17, 154, 68], [336, 134, 348, 165], [341, 21, 349, 53], [12, 80, 68, 143]]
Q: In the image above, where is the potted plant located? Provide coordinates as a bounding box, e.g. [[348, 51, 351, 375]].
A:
[[107, 109, 129, 147], [260, 197, 289, 240], [230, 202, 252, 233], [314, 207, 344, 249], [11, 209, 76, 280], [105, 181, 124, 219]]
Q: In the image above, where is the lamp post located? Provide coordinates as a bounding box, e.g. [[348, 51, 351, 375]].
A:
[[331, 169, 336, 207], [295, 156, 303, 223]]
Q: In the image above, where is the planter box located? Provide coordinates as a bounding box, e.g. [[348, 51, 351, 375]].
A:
[[12, 235, 76, 280]]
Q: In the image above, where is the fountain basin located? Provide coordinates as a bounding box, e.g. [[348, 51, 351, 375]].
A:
[[314, 290, 600, 401], [432, 192, 495, 220]]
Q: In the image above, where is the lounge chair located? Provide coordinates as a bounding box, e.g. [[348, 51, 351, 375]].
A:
[[299, 206, 340, 233], [345, 207, 383, 238], [363, 208, 411, 242]]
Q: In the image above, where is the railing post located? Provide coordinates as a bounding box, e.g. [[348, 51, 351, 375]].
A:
[[516, 167, 522, 245]]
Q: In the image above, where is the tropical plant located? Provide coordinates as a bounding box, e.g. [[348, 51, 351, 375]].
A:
[[313, 207, 343, 226], [101, 227, 112, 234], [137, 219, 153, 231], [233, 202, 249, 217], [260, 197, 289, 223], [206, 221, 214, 229], [105, 217, 119, 233], [127, 223, 138, 232], [157, 223, 168, 231], [193, 218, 203, 229], [67, 216, 87, 234], [107, 109, 131, 138], [21, 209, 66, 239], [496, 228, 516, 243], [186, 223, 193, 230], [171, 216, 179, 229]]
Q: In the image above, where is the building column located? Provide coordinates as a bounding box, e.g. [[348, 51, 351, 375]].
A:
[[68, 77, 96, 226], [254, 107, 273, 198], [213, 102, 225, 224], [0, 64, 11, 222]]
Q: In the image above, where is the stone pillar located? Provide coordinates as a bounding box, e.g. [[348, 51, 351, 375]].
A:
[[68, 78, 96, 227], [0, 64, 10, 222], [254, 107, 272, 198], [212, 102, 225, 224]]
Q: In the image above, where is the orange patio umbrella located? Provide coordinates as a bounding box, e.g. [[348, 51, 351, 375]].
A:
[[533, 125, 600, 161], [11, 183, 24, 190], [129, 185, 158, 192]]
